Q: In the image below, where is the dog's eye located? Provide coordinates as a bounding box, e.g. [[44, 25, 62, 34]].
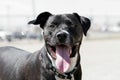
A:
[[49, 24, 56, 28]]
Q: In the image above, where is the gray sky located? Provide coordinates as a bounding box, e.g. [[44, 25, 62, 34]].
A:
[[0, 0, 120, 30], [0, 0, 120, 16]]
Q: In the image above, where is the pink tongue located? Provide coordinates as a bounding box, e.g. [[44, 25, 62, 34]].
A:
[[55, 46, 71, 73]]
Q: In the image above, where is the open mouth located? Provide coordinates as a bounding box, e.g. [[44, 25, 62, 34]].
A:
[[48, 45, 72, 59], [48, 45, 78, 59], [47, 44, 78, 73]]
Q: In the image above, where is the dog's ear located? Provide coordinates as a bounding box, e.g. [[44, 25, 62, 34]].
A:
[[73, 13, 91, 36], [28, 12, 52, 29]]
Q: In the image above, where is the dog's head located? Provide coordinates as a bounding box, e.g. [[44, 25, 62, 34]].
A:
[[29, 12, 91, 73]]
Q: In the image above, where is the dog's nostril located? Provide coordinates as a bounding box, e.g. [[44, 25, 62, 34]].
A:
[[57, 32, 67, 40]]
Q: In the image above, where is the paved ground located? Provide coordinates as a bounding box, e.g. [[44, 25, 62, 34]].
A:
[[0, 39, 120, 80], [81, 39, 120, 80]]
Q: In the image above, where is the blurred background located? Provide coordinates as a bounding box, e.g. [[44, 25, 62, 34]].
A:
[[0, 0, 120, 80]]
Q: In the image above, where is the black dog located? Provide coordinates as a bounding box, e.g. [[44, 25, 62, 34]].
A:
[[0, 12, 91, 80]]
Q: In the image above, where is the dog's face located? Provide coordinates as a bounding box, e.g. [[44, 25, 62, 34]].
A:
[[29, 12, 91, 73]]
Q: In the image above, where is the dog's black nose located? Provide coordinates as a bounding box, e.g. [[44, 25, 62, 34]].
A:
[[56, 32, 68, 43]]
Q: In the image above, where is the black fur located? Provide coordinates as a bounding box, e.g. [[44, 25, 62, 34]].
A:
[[73, 13, 91, 36], [28, 12, 52, 28], [0, 12, 91, 80], [29, 12, 91, 36]]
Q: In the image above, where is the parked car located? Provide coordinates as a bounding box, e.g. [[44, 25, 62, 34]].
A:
[[0, 30, 12, 42], [26, 32, 42, 40], [12, 31, 26, 39]]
